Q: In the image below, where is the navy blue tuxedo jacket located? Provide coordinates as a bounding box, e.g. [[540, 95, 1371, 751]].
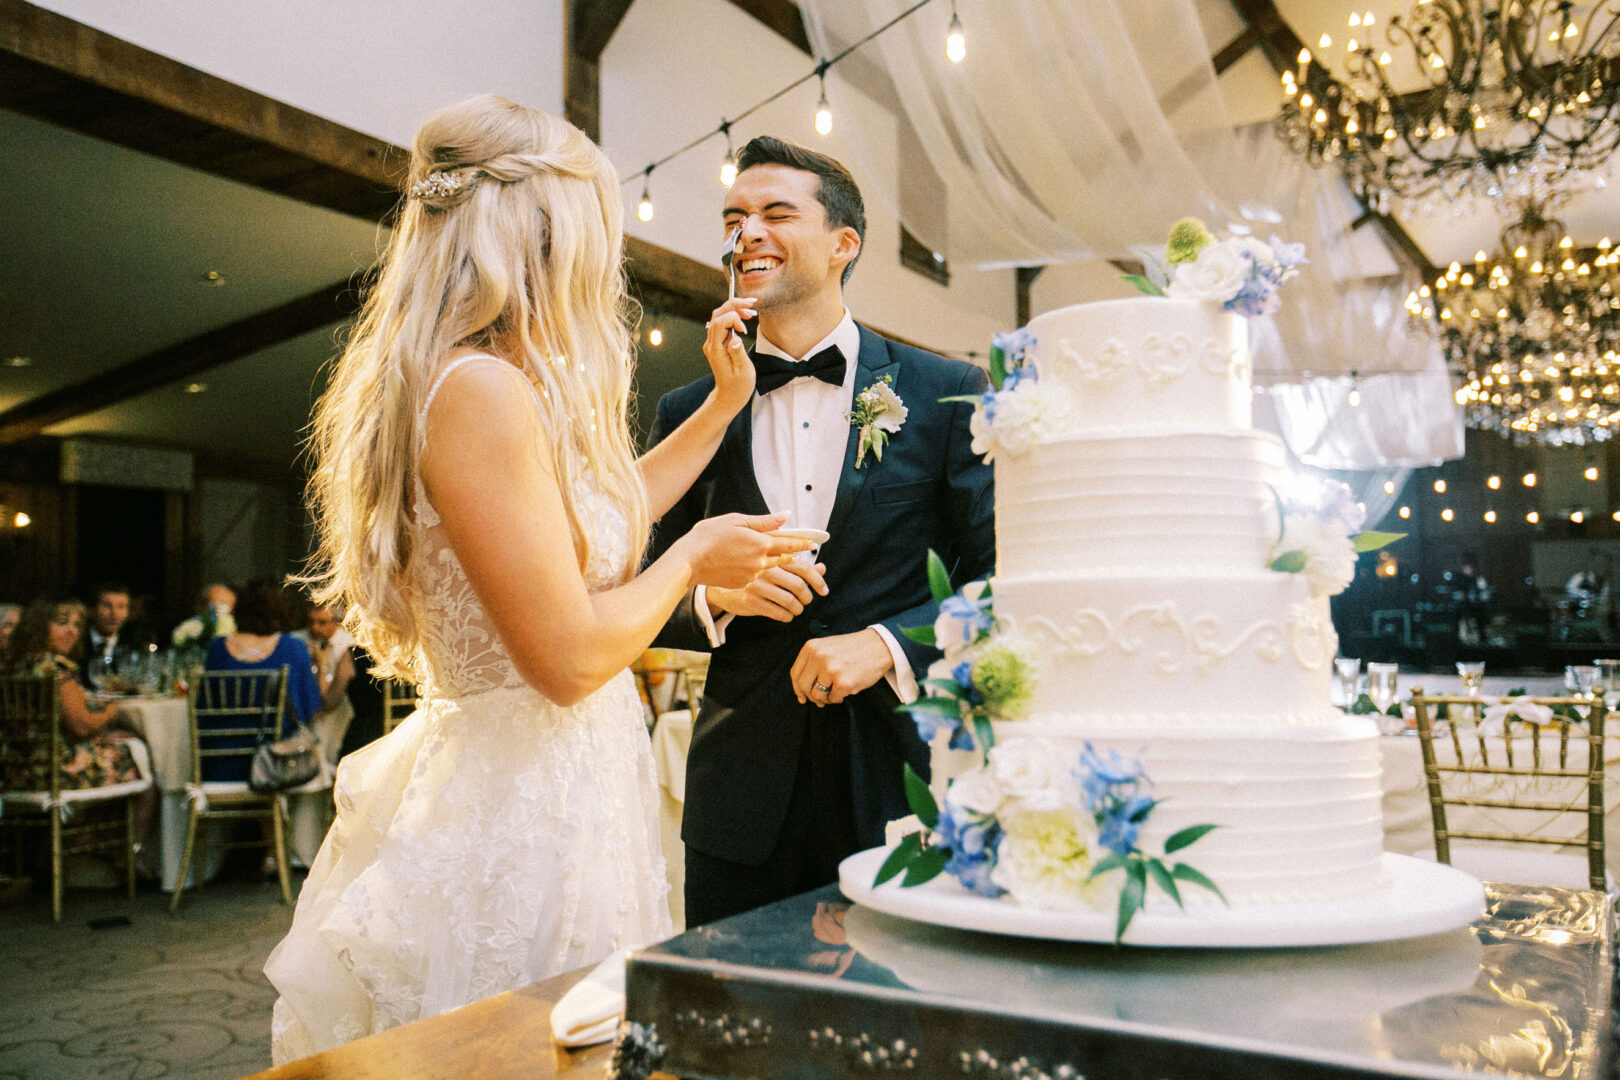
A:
[[647, 324, 995, 865]]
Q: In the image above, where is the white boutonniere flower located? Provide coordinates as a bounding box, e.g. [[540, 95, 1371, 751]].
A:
[[847, 374, 907, 468]]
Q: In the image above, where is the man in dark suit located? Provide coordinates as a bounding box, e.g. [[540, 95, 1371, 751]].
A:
[[647, 136, 994, 927]]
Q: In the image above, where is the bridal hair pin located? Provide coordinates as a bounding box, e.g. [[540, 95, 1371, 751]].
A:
[[410, 170, 469, 201]]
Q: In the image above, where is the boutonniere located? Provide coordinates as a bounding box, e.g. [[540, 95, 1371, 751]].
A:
[[847, 374, 907, 468]]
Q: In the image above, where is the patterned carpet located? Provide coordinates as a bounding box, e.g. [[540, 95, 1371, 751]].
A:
[[0, 871, 294, 1080]]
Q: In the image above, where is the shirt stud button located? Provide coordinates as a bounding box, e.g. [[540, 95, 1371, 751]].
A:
[[805, 484, 813, 491]]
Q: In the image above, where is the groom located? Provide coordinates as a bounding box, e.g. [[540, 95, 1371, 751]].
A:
[[647, 136, 995, 927]]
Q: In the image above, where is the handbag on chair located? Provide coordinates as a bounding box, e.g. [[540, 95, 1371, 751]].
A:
[[248, 725, 321, 792]]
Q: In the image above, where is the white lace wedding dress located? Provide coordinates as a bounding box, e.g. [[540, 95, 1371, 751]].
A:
[[265, 356, 671, 1063]]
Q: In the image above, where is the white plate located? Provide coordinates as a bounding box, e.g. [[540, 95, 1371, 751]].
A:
[[774, 527, 830, 545], [839, 848, 1486, 948]]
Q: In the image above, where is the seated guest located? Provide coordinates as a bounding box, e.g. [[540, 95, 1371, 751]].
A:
[[82, 582, 149, 688], [2, 599, 155, 858], [294, 599, 356, 766], [200, 579, 322, 783], [201, 582, 236, 616], [0, 602, 19, 649]]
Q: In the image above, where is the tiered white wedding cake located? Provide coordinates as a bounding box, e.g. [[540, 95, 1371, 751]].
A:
[[975, 296, 1387, 907]]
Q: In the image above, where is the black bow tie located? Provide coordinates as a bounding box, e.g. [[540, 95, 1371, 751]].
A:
[[752, 345, 846, 396]]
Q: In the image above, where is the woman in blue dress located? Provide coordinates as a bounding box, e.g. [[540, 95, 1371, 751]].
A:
[[201, 579, 322, 782]]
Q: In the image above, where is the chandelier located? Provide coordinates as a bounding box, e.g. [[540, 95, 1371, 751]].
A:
[[1405, 201, 1620, 443], [1276, 1, 1620, 212]]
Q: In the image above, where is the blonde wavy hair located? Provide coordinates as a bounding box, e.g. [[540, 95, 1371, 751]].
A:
[[304, 94, 648, 682]]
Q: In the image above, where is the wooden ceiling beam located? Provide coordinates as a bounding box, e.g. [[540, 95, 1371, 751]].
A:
[[724, 0, 813, 57], [0, 274, 366, 446], [1224, 0, 1439, 280], [0, 0, 406, 219]]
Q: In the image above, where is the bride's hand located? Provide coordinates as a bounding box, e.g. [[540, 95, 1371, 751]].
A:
[[674, 512, 812, 590], [703, 297, 758, 415]]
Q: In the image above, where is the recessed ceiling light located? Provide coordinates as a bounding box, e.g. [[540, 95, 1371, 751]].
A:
[[185, 382, 207, 394], [200, 270, 226, 287], [4, 356, 30, 367]]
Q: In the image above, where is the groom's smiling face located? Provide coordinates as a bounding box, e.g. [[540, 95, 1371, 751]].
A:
[[723, 164, 859, 314]]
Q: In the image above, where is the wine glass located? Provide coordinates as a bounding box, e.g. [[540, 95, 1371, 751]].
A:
[[1573, 664, 1601, 701], [1367, 662, 1401, 734], [1596, 659, 1620, 708], [1455, 660, 1485, 696], [1333, 657, 1361, 709]]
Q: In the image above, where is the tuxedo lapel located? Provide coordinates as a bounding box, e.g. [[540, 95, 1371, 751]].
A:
[[824, 326, 898, 545], [720, 388, 771, 516]]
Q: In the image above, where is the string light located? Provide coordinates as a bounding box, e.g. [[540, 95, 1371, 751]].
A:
[[1433, 478, 1447, 493], [1586, 462, 1600, 481], [946, 0, 965, 62], [1441, 507, 1454, 522], [814, 65, 833, 135], [637, 166, 654, 223], [1524, 471, 1538, 487], [622, 0, 933, 202], [1487, 474, 1502, 489], [1382, 480, 1395, 494], [1399, 505, 1412, 519], [1573, 510, 1586, 523], [1484, 509, 1497, 523], [1348, 371, 1362, 407], [1528, 510, 1541, 523]]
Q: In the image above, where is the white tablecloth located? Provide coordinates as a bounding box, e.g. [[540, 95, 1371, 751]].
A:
[[113, 695, 333, 890]]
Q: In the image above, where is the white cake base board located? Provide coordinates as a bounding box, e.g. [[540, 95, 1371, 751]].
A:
[[839, 849, 1485, 948]]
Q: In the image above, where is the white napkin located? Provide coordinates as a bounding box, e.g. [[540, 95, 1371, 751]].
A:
[[1481, 696, 1555, 735], [551, 949, 627, 1047]]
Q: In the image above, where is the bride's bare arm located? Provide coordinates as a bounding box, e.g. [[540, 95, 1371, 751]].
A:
[[422, 363, 804, 706], [638, 296, 756, 518]]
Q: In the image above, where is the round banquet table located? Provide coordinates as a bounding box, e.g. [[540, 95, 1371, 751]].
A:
[[110, 694, 334, 890]]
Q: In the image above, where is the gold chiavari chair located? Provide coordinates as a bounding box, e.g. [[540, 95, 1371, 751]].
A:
[[1410, 688, 1608, 891], [172, 666, 292, 912], [382, 678, 419, 735], [0, 673, 153, 922], [632, 651, 709, 726]]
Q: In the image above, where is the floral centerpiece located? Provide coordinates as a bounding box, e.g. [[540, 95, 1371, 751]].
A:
[[171, 606, 234, 673], [880, 553, 1221, 942], [1126, 217, 1306, 316]]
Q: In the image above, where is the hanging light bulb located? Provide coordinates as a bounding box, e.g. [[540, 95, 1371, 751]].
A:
[[945, 1, 966, 62], [718, 121, 737, 188], [814, 70, 833, 136], [637, 166, 654, 223], [1347, 370, 1361, 407], [649, 325, 663, 347]]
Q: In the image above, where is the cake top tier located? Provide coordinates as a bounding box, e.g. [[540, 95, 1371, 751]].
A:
[[1023, 298, 1252, 437]]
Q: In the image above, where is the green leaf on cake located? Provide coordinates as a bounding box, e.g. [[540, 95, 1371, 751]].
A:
[[1352, 530, 1406, 553], [903, 763, 939, 829], [1269, 550, 1307, 573], [874, 832, 922, 886], [907, 695, 963, 717], [926, 549, 953, 604], [1171, 863, 1227, 905], [902, 844, 950, 886], [900, 625, 937, 646], [971, 714, 996, 756], [1120, 273, 1166, 297], [1086, 851, 1128, 882], [1164, 823, 1218, 854], [988, 345, 1008, 390], [1146, 857, 1183, 908], [1116, 859, 1148, 943]]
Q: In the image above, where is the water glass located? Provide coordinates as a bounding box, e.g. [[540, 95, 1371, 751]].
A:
[[1332, 657, 1361, 708], [1572, 664, 1602, 700], [1596, 659, 1620, 706], [1455, 660, 1485, 696], [1366, 662, 1401, 733]]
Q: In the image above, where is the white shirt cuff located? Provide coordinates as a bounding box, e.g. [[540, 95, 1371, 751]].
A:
[[871, 624, 919, 704], [692, 586, 734, 648]]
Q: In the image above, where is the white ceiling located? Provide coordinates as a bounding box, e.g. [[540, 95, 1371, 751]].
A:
[[3, 0, 1617, 468]]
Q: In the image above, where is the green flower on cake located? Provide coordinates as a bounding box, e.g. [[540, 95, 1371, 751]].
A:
[[970, 640, 1035, 722], [1165, 217, 1215, 265]]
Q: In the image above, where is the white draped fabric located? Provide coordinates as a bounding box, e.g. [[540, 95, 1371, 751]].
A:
[[1256, 359, 1465, 469], [799, 0, 1242, 265]]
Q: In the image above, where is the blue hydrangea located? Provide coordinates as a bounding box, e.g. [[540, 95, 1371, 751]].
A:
[[991, 327, 1037, 364], [1225, 259, 1285, 318], [951, 661, 985, 707], [1078, 744, 1145, 809], [1098, 793, 1157, 856], [1269, 235, 1308, 269], [938, 800, 1005, 898], [939, 593, 993, 648]]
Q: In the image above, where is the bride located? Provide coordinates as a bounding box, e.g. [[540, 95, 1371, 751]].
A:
[[264, 94, 803, 1061]]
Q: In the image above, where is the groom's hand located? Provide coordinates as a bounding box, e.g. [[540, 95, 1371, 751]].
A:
[[708, 561, 827, 622], [792, 630, 893, 706]]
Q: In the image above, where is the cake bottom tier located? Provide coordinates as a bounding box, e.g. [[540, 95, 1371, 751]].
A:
[[932, 712, 1388, 908]]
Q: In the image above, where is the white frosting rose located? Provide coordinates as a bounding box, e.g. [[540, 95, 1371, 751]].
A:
[[969, 383, 1049, 462], [1166, 240, 1249, 304], [1277, 514, 1357, 598]]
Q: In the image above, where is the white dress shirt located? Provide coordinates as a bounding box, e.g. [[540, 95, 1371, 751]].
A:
[[693, 309, 919, 703]]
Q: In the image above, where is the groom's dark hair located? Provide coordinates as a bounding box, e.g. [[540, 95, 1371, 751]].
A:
[[737, 135, 865, 286]]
